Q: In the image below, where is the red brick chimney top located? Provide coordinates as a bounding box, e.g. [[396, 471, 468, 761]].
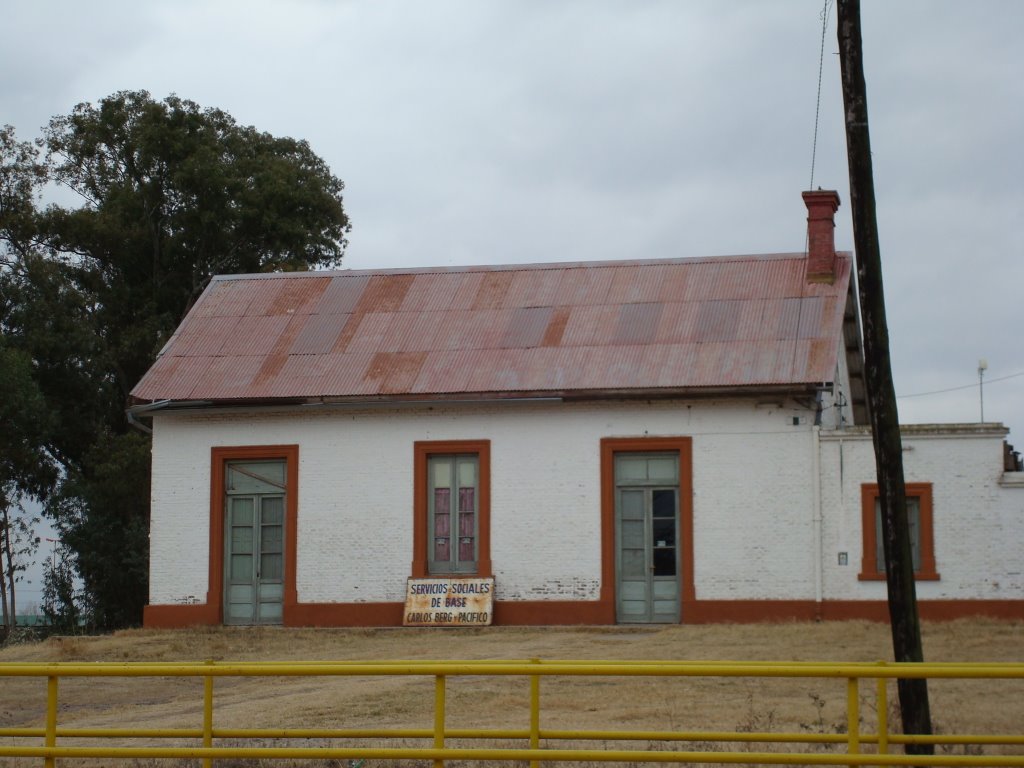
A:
[[803, 189, 841, 284]]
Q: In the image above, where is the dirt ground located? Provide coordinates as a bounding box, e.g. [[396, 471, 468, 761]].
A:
[[1, 619, 1022, 766]]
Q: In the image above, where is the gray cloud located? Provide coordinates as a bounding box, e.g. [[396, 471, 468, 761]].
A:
[[3, 0, 1021, 442]]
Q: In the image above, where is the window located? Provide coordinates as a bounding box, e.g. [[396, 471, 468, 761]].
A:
[[428, 454, 478, 574], [859, 482, 938, 581], [412, 440, 491, 578]]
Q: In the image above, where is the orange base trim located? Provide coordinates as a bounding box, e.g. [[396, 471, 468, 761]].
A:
[[285, 602, 405, 627], [143, 603, 221, 628], [493, 599, 615, 625], [143, 598, 1024, 628], [683, 600, 1024, 623]]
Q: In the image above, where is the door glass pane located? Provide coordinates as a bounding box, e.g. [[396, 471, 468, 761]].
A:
[[231, 526, 253, 554], [647, 457, 677, 483], [258, 601, 283, 621], [620, 490, 644, 520], [227, 461, 286, 493], [231, 554, 253, 581], [652, 518, 675, 548], [653, 548, 676, 576], [261, 525, 282, 553], [435, 538, 450, 562], [457, 458, 476, 487], [652, 489, 675, 518], [261, 497, 284, 525], [615, 456, 647, 482], [432, 459, 451, 488], [231, 498, 254, 526], [621, 520, 644, 548], [459, 537, 475, 562], [260, 553, 283, 581], [621, 549, 646, 578]]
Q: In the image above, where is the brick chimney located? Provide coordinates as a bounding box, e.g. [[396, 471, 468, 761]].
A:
[[803, 189, 841, 283]]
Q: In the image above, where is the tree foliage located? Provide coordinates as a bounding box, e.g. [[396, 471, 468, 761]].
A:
[[0, 91, 350, 627]]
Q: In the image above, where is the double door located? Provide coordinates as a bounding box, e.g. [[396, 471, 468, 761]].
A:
[[615, 453, 680, 623], [224, 461, 286, 625]]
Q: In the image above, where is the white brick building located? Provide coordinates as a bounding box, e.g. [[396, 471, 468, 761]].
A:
[[131, 192, 1024, 627]]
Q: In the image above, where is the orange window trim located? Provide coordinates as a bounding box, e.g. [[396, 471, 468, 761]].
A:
[[859, 481, 939, 581], [599, 437, 696, 615], [412, 440, 492, 578], [209, 445, 300, 621]]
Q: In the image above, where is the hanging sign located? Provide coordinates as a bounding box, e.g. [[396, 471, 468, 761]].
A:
[[403, 577, 495, 626]]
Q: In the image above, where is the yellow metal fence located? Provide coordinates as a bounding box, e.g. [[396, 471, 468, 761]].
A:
[[1, 659, 1023, 766]]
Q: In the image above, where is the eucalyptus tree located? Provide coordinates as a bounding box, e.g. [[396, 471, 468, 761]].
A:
[[0, 92, 350, 626]]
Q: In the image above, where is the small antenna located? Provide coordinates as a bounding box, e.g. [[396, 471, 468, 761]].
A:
[[978, 359, 988, 422]]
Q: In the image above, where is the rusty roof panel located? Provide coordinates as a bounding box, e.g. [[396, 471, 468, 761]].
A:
[[411, 349, 477, 394], [439, 271, 477, 310], [501, 306, 553, 349], [314, 352, 376, 395], [344, 312, 397, 356], [695, 301, 743, 342], [607, 264, 669, 304], [131, 253, 855, 403], [557, 265, 614, 306], [506, 268, 563, 308], [290, 313, 348, 355], [541, 307, 571, 347], [471, 271, 515, 310], [355, 274, 414, 314], [400, 272, 461, 313], [561, 305, 621, 347], [364, 351, 428, 394], [615, 303, 663, 345], [172, 316, 241, 357], [384, 310, 442, 353], [188, 356, 263, 400], [228, 315, 291, 356], [194, 279, 257, 318], [795, 297, 825, 340], [267, 277, 330, 316], [314, 274, 370, 314], [655, 302, 700, 344]]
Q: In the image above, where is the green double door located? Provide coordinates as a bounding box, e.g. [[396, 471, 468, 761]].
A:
[[615, 453, 681, 623], [224, 461, 286, 625]]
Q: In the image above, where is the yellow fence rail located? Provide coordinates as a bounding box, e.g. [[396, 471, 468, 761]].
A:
[[1, 659, 1023, 766]]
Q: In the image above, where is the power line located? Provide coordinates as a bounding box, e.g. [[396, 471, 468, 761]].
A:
[[897, 371, 1024, 399], [808, 0, 834, 190]]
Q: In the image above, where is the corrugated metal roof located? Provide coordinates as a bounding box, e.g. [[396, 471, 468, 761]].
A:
[[131, 253, 854, 404]]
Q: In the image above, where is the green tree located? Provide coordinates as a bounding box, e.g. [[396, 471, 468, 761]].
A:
[[42, 542, 82, 633], [0, 91, 350, 626], [0, 341, 55, 634]]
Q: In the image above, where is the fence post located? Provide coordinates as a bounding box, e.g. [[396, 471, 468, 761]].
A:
[[434, 674, 446, 768], [847, 676, 860, 765], [203, 660, 214, 768], [876, 666, 888, 757], [44, 675, 58, 768], [530, 658, 541, 768]]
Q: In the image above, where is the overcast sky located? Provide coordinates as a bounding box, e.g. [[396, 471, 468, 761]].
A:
[[3, 3, 1022, 589]]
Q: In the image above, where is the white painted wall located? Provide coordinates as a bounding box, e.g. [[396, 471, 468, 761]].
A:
[[819, 425, 1024, 600], [148, 403, 1024, 611], [149, 398, 821, 606]]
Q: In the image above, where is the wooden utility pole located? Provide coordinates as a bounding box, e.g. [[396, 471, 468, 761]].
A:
[[836, 0, 934, 753]]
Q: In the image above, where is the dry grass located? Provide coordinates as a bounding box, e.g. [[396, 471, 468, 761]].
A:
[[1, 619, 1022, 766]]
